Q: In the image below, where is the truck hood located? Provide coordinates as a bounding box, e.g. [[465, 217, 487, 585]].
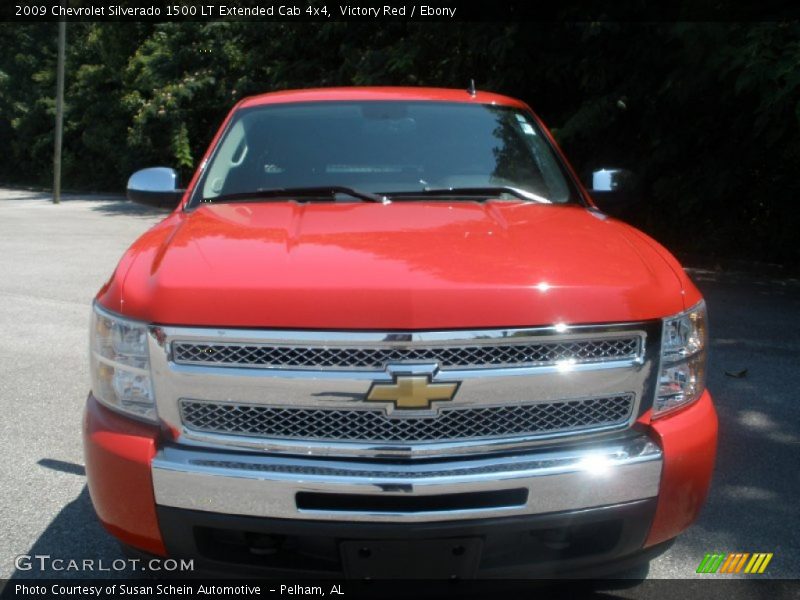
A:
[[99, 201, 689, 328]]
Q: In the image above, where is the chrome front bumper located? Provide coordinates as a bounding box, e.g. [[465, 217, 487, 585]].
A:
[[152, 433, 662, 523]]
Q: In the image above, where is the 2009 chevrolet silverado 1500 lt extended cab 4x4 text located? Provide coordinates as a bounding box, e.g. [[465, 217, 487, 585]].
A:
[[84, 87, 716, 578]]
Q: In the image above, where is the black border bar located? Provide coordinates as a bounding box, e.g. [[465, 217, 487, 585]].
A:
[[3, 0, 800, 23], [2, 579, 800, 600]]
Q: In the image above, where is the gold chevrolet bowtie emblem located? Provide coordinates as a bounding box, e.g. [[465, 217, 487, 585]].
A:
[[365, 375, 460, 410]]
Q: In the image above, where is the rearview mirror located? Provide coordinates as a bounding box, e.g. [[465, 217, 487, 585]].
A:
[[127, 167, 185, 208], [589, 168, 638, 216]]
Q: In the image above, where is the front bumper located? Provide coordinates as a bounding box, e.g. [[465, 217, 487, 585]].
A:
[[150, 500, 667, 578], [152, 434, 661, 523], [83, 391, 717, 575]]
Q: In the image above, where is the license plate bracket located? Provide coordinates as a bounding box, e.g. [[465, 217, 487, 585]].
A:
[[341, 537, 482, 579]]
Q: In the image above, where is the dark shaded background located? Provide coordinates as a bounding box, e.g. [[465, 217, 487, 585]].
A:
[[1, 20, 798, 266]]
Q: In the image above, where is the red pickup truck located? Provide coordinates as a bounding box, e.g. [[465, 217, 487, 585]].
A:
[[84, 87, 716, 578]]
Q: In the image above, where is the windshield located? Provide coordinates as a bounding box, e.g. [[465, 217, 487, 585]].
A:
[[192, 101, 579, 205]]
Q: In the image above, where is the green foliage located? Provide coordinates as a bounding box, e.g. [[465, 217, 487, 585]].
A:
[[0, 20, 798, 265]]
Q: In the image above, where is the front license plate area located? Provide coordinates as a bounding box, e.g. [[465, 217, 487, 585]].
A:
[[341, 537, 482, 579]]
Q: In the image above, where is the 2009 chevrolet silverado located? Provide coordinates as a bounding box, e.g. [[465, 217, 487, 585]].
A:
[[84, 87, 717, 578]]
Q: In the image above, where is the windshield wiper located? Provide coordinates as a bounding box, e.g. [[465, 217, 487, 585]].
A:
[[383, 187, 550, 203], [204, 186, 388, 204]]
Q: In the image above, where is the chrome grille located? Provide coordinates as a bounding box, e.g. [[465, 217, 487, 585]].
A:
[[179, 395, 635, 443], [172, 336, 641, 371]]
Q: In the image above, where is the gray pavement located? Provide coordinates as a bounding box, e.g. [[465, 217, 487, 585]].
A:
[[0, 188, 798, 582]]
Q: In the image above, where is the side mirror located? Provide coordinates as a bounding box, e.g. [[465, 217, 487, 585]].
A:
[[589, 168, 638, 216], [127, 167, 185, 208]]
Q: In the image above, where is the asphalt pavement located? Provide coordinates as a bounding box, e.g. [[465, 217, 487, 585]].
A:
[[0, 188, 797, 586]]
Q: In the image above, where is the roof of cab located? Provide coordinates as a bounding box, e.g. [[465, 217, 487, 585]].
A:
[[237, 87, 529, 109]]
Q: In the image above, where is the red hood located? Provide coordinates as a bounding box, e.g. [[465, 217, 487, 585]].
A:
[[98, 202, 692, 329]]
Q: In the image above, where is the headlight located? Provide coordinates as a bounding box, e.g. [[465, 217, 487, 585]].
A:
[[653, 300, 708, 418], [90, 303, 157, 422]]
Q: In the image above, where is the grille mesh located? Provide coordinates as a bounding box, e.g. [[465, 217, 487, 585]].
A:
[[179, 395, 634, 443], [172, 337, 640, 370]]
